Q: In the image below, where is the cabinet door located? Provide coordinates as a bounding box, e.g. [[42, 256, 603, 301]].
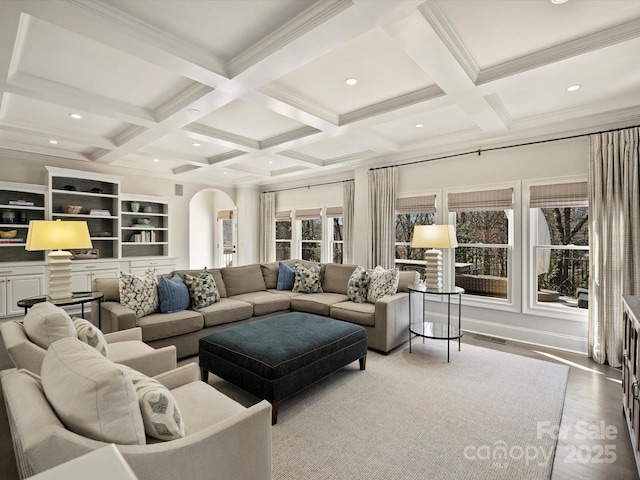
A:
[[0, 278, 6, 316], [6, 274, 44, 316], [71, 272, 91, 293]]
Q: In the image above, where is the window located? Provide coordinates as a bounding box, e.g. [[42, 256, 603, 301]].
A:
[[395, 195, 436, 272], [326, 207, 343, 264], [449, 188, 513, 300], [530, 182, 589, 309], [275, 210, 292, 261], [296, 208, 322, 262], [217, 210, 235, 267]]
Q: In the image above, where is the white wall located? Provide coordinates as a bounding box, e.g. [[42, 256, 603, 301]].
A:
[[235, 187, 260, 265], [189, 190, 215, 268]]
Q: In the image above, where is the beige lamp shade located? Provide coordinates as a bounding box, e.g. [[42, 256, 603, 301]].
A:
[[410, 224, 458, 249], [26, 220, 93, 251]]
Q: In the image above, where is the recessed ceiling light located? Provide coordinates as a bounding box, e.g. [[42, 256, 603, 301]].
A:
[[69, 113, 82, 120], [415, 123, 424, 128], [192, 143, 201, 147], [153, 158, 160, 163], [345, 78, 358, 86], [551, 0, 569, 4], [187, 108, 201, 115], [48, 140, 58, 144], [268, 160, 273, 164], [223, 171, 228, 175], [567, 84, 581, 92]]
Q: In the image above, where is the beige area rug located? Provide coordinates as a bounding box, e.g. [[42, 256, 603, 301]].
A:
[[258, 341, 569, 480]]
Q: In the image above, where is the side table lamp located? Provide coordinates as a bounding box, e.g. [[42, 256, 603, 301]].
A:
[[25, 219, 93, 300], [410, 224, 458, 290]]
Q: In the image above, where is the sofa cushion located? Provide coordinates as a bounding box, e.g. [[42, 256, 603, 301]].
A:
[[222, 264, 266, 297], [266, 288, 301, 299], [73, 318, 108, 356], [136, 310, 204, 342], [41, 337, 146, 445], [398, 270, 420, 292], [158, 275, 191, 313], [197, 298, 254, 327], [184, 270, 220, 309], [174, 269, 227, 298], [260, 262, 279, 289], [276, 262, 295, 290], [120, 365, 185, 441], [346, 266, 370, 303], [23, 302, 76, 349], [292, 263, 323, 293], [330, 301, 376, 327], [94, 277, 120, 302], [231, 291, 291, 316], [367, 266, 399, 303], [322, 263, 359, 295], [290, 293, 349, 316], [119, 268, 159, 318]]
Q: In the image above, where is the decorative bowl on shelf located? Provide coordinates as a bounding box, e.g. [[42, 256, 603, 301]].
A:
[[0, 230, 17, 239], [61, 205, 83, 214], [63, 185, 76, 191], [137, 218, 151, 225], [91, 231, 112, 237]]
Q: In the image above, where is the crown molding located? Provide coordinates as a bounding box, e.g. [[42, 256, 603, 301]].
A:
[[206, 150, 248, 166], [484, 94, 512, 129], [260, 125, 321, 150], [260, 84, 340, 125], [154, 83, 215, 122], [476, 17, 640, 85], [339, 85, 445, 125], [183, 123, 260, 150], [66, 0, 229, 79], [0, 118, 116, 149], [228, 0, 355, 78], [417, 0, 479, 83], [114, 125, 147, 147], [276, 150, 325, 167]]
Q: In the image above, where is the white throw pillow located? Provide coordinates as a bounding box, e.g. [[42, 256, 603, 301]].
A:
[[41, 337, 146, 445], [120, 365, 186, 441], [119, 268, 159, 318], [23, 302, 76, 349], [73, 318, 108, 356], [367, 266, 399, 303]]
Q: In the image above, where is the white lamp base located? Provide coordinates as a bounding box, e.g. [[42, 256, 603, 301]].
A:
[[47, 250, 73, 300], [424, 249, 443, 289]]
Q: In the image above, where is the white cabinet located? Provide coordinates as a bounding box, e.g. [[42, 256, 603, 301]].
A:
[[129, 258, 176, 276], [0, 265, 45, 317], [70, 261, 120, 293], [121, 195, 169, 258]]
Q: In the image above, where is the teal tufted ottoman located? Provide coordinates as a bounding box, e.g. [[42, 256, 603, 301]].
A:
[[199, 312, 367, 424]]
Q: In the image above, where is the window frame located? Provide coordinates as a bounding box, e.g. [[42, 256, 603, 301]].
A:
[[275, 213, 292, 262]]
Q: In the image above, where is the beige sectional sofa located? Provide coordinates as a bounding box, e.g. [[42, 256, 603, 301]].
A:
[[95, 261, 419, 358]]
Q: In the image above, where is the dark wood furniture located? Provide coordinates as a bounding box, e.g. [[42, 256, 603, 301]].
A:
[[623, 295, 640, 478]]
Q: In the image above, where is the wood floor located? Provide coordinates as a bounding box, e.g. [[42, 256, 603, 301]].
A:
[[460, 334, 639, 480]]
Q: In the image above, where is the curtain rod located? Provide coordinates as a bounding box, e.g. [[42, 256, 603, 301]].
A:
[[263, 178, 353, 194], [369, 123, 640, 171]]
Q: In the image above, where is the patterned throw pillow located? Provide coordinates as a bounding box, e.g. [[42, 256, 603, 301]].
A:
[[120, 365, 186, 441], [119, 268, 159, 318], [347, 266, 370, 303], [158, 275, 191, 313], [292, 263, 323, 294], [184, 269, 220, 309], [367, 266, 399, 303], [73, 318, 108, 356], [277, 262, 295, 290]]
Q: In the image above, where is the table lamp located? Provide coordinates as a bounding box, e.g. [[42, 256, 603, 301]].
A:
[[410, 225, 458, 289], [25, 220, 93, 300]]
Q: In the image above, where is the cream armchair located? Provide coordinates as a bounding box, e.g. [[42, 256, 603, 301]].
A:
[[0, 321, 176, 377], [1, 364, 272, 480]]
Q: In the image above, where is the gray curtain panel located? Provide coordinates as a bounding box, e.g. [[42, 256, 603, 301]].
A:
[[368, 167, 397, 269], [588, 127, 640, 367], [343, 180, 355, 265], [259, 192, 276, 263]]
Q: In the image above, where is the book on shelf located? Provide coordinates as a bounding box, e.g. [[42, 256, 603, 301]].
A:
[[8, 200, 34, 206], [0, 238, 24, 244], [89, 209, 111, 216]]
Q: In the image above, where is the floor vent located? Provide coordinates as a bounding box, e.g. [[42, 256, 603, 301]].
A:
[[473, 334, 507, 345]]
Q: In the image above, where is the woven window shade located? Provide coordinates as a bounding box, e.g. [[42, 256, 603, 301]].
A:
[[217, 210, 233, 220], [530, 182, 588, 208], [275, 210, 291, 221], [325, 206, 343, 218], [295, 208, 322, 220], [448, 188, 513, 212], [396, 195, 436, 214]]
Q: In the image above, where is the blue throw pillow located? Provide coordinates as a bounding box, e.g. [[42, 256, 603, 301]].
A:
[[276, 262, 295, 290], [158, 275, 190, 313]]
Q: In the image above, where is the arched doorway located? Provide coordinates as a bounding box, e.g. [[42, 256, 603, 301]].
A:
[[189, 188, 235, 269]]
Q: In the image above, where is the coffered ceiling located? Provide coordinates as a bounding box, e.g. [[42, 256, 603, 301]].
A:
[[1, 0, 639, 187]]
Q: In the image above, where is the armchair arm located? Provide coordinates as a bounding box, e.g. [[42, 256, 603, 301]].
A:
[[104, 327, 142, 343], [99, 302, 137, 333], [0, 321, 46, 375], [153, 363, 200, 390], [371, 292, 410, 353]]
